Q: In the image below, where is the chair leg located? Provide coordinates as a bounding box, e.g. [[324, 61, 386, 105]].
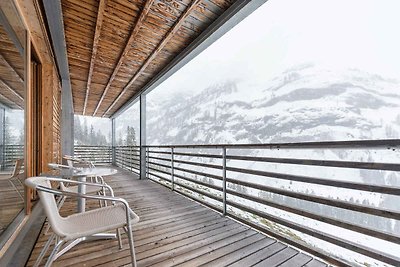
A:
[[43, 221, 51, 235], [97, 192, 103, 207], [126, 224, 137, 267], [117, 228, 122, 249], [57, 196, 66, 209], [44, 239, 65, 267], [33, 234, 55, 267], [9, 179, 24, 200]]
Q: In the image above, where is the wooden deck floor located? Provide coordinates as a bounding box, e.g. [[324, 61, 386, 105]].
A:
[[0, 174, 24, 235], [27, 167, 327, 267]]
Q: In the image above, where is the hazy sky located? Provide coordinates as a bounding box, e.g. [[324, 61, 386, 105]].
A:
[[148, 0, 400, 101]]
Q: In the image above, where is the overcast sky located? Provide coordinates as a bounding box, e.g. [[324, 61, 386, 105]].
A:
[[148, 0, 400, 101]]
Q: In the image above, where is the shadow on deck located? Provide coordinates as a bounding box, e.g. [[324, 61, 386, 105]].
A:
[[27, 167, 327, 267]]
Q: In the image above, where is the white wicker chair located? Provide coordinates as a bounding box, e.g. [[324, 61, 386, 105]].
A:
[[8, 158, 24, 200], [48, 163, 108, 198], [63, 155, 95, 168], [25, 176, 139, 267]]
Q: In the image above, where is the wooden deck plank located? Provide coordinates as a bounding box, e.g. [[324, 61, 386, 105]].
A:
[[278, 253, 313, 267], [181, 233, 274, 267], [304, 259, 329, 267], [228, 241, 286, 266], [199, 237, 276, 267], [26, 167, 328, 267], [253, 247, 299, 267], [0, 177, 24, 236]]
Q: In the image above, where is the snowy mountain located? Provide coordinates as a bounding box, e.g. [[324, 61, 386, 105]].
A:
[[145, 64, 400, 266], [147, 64, 400, 145]]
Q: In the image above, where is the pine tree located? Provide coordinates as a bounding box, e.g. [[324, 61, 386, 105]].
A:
[[126, 126, 136, 146], [89, 125, 96, 145], [83, 118, 88, 144], [74, 116, 83, 144], [4, 117, 16, 145]]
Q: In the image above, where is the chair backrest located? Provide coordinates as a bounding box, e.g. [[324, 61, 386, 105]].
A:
[[11, 158, 24, 178], [25, 177, 65, 237], [66, 159, 74, 168]]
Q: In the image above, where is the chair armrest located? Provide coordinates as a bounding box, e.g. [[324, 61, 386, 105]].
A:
[[36, 185, 137, 224], [43, 177, 114, 196]]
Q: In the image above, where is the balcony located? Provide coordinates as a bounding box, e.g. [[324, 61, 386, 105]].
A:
[[54, 140, 400, 266], [1, 0, 400, 266]]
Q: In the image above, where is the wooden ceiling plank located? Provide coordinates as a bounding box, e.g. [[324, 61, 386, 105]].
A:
[[0, 52, 23, 82], [0, 90, 21, 109], [102, 0, 202, 117], [0, 77, 23, 102], [82, 0, 107, 115], [92, 0, 156, 116]]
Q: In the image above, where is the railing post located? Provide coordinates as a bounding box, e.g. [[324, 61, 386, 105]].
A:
[[222, 147, 227, 216], [139, 94, 146, 179], [130, 146, 133, 172], [171, 147, 174, 191], [146, 147, 149, 179], [111, 118, 116, 166]]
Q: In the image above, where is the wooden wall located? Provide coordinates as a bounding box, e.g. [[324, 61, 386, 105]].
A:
[[52, 72, 61, 165], [15, 0, 63, 211]]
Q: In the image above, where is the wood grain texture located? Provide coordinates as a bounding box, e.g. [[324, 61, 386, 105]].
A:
[[60, 0, 235, 116], [82, 0, 107, 115]]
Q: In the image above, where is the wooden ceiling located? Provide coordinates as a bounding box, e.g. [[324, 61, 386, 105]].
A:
[[0, 23, 24, 110], [61, 0, 236, 117]]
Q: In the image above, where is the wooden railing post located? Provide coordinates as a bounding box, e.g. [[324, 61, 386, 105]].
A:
[[171, 147, 175, 191], [222, 147, 227, 215]]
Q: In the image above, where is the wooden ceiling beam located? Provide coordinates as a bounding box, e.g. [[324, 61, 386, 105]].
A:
[[0, 77, 23, 102], [82, 0, 107, 115], [92, 0, 156, 116], [0, 91, 22, 109], [101, 0, 203, 117], [0, 53, 23, 83]]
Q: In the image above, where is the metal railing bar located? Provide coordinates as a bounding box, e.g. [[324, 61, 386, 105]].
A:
[[148, 169, 222, 202], [147, 150, 171, 155], [148, 161, 222, 192], [174, 159, 223, 170], [148, 156, 171, 162], [148, 171, 170, 183], [226, 178, 400, 220], [144, 139, 400, 150], [148, 160, 223, 181], [173, 172, 222, 192], [227, 166, 400, 195], [174, 151, 222, 159], [148, 166, 171, 177], [226, 155, 400, 171], [226, 189, 400, 243]]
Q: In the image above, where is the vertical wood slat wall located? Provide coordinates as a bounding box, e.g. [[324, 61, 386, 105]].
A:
[[52, 74, 61, 164]]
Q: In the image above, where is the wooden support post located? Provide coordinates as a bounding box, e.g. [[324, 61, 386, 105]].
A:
[[24, 29, 32, 214]]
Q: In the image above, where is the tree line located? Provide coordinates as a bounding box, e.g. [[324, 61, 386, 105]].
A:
[[74, 116, 110, 145]]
